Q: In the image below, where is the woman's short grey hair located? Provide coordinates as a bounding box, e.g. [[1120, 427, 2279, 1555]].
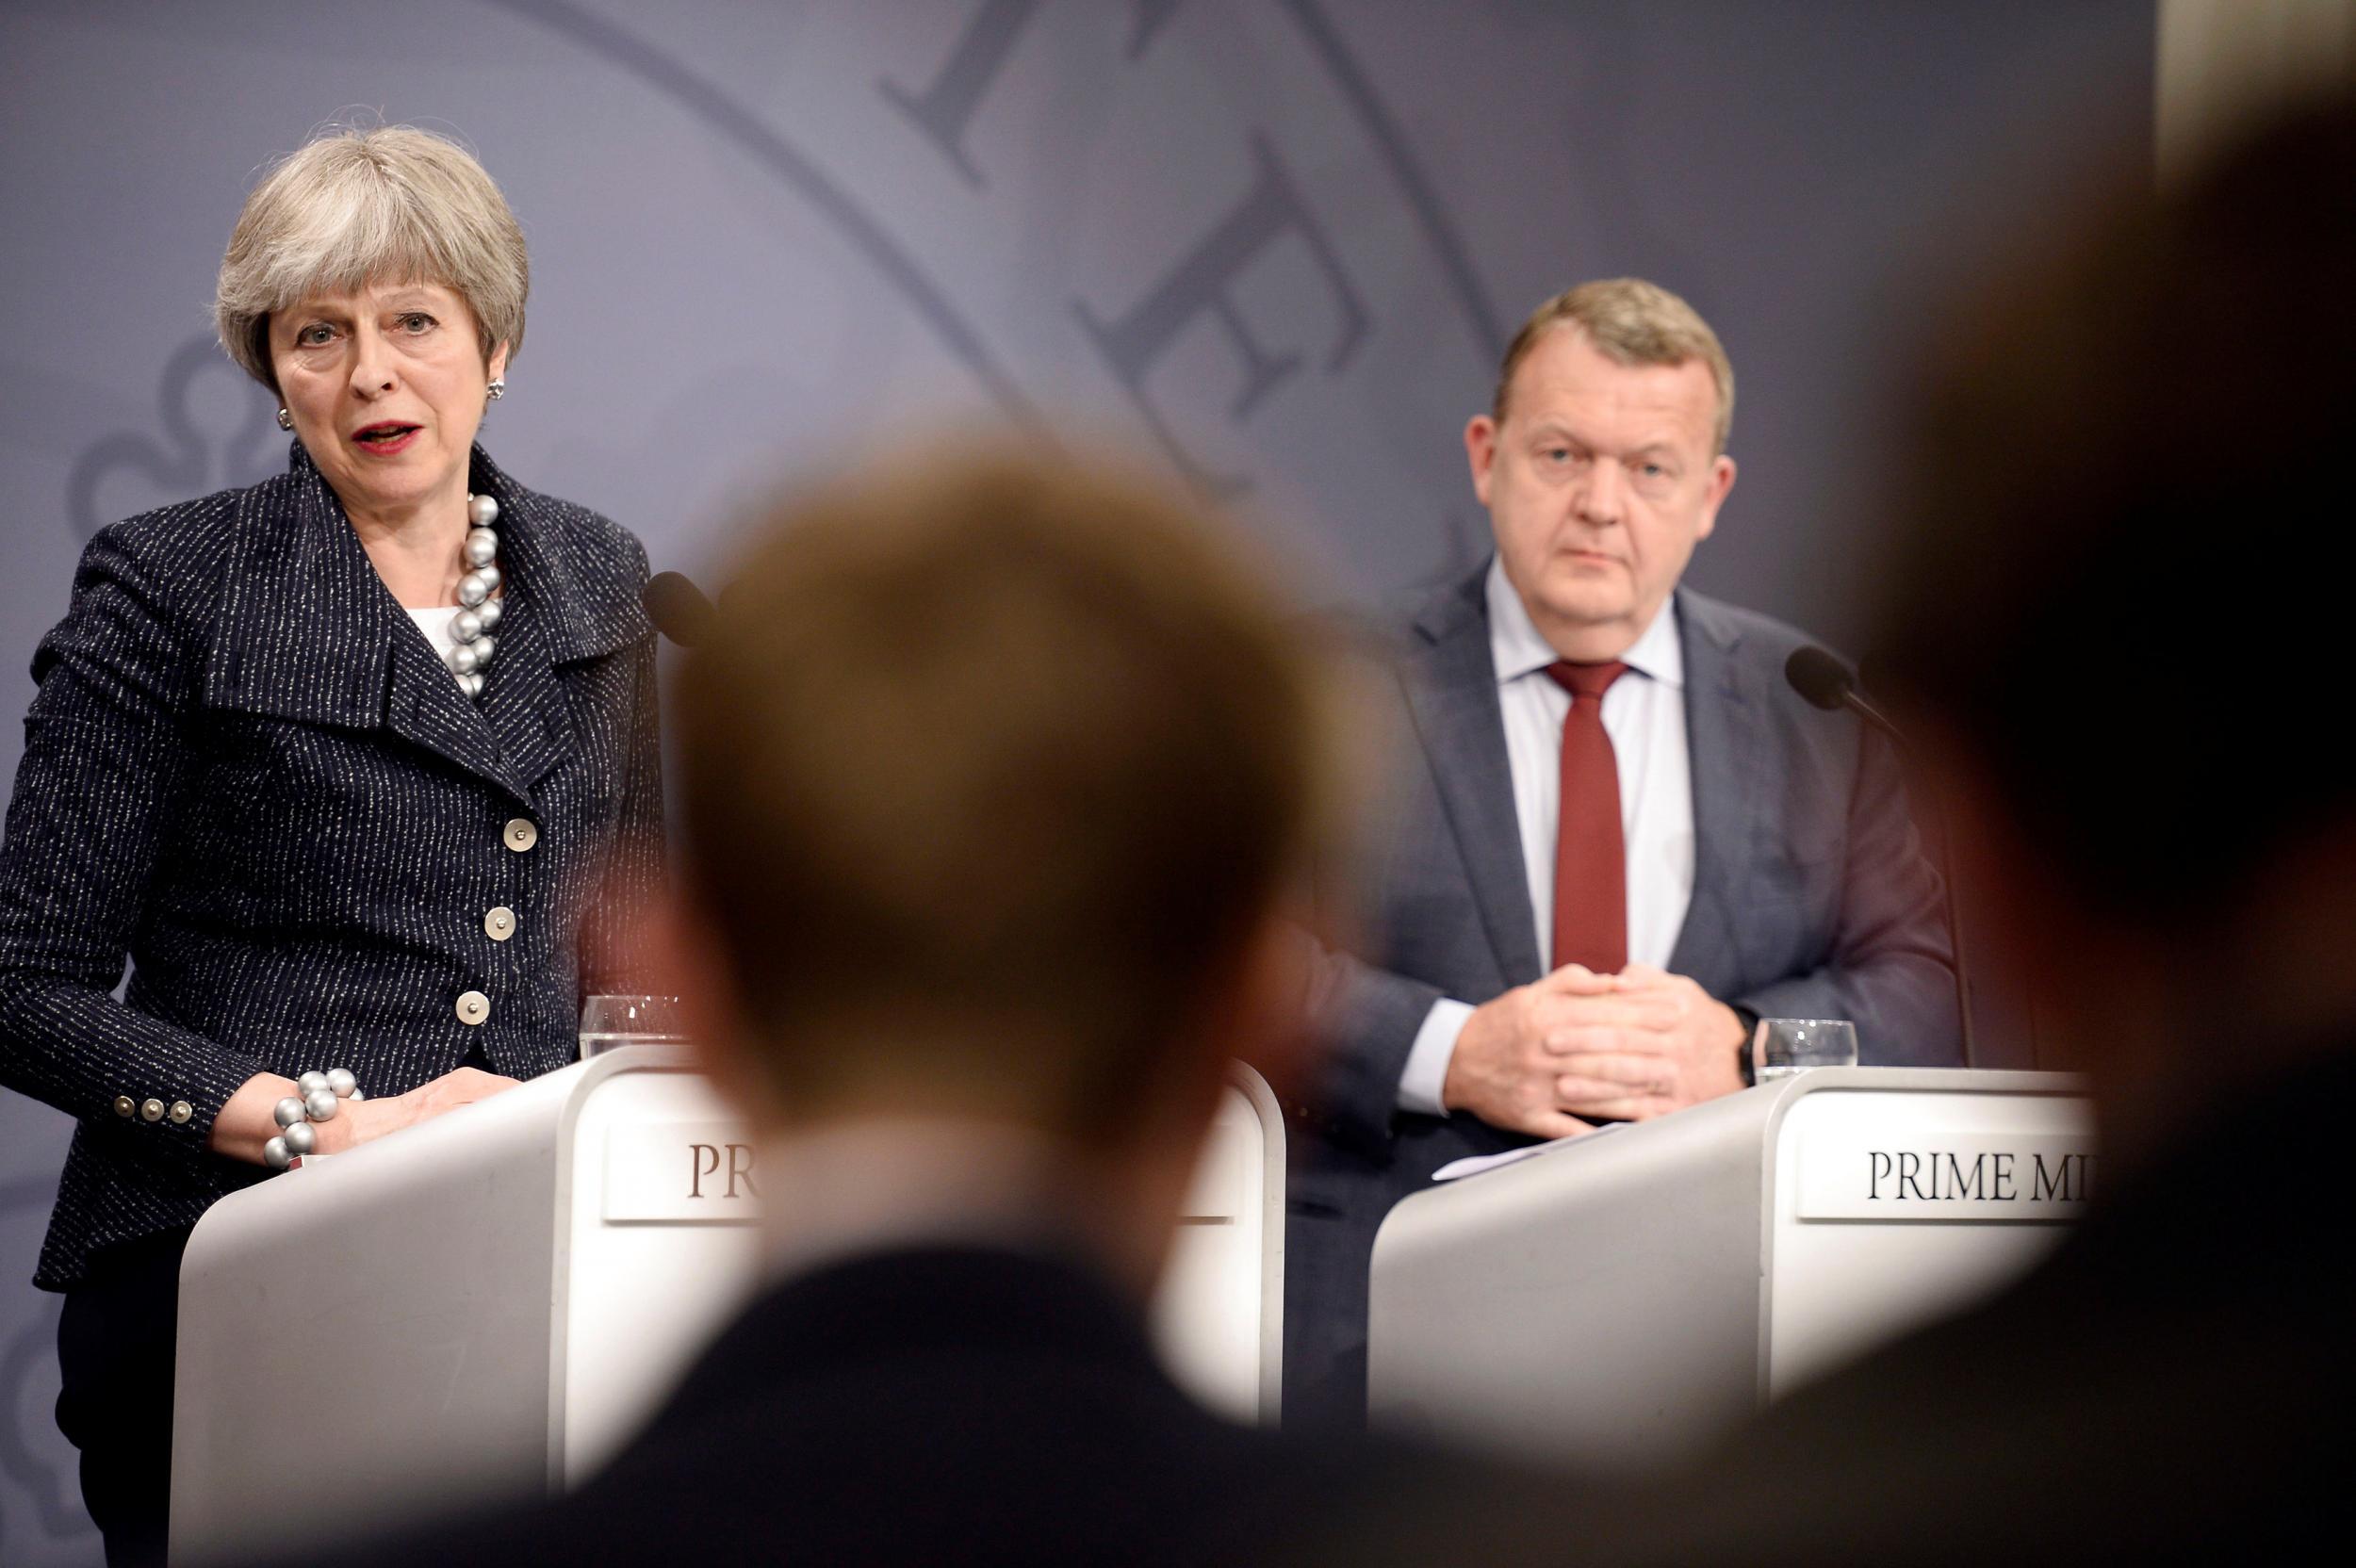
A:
[[216, 124, 528, 392]]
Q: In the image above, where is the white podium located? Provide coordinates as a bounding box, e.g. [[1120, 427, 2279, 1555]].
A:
[[1367, 1067, 2092, 1470], [171, 1049, 1284, 1564]]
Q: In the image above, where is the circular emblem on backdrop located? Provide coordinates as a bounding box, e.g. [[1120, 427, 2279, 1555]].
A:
[[66, 335, 285, 542], [485, 0, 1506, 577]]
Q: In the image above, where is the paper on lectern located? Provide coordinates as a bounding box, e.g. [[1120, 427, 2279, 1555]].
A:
[[1432, 1122, 1626, 1182]]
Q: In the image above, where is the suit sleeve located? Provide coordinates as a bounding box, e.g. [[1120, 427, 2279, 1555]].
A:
[[1729, 724, 1963, 1066], [1290, 941, 1448, 1150], [1277, 629, 1481, 1151], [0, 528, 270, 1143]]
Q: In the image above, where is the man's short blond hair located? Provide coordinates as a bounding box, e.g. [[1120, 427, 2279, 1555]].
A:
[[676, 447, 1341, 1141], [1492, 278, 1736, 453], [215, 123, 528, 392]]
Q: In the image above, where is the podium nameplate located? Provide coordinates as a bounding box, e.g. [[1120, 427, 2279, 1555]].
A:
[[603, 1120, 762, 1223], [1799, 1131, 2096, 1222]]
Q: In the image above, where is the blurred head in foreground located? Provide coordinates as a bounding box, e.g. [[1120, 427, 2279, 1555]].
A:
[[1868, 97, 2356, 1158], [660, 445, 1343, 1289]]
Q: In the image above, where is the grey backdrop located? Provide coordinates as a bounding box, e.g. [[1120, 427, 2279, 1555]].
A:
[[1, 2, 2150, 1560]]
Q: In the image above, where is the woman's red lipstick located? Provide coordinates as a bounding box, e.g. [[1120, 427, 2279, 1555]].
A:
[[351, 422, 420, 456]]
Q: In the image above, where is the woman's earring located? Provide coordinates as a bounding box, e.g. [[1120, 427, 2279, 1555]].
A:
[[486, 378, 506, 400], [276, 408, 294, 431]]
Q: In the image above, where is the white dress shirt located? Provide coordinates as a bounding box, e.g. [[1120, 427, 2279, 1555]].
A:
[[1396, 559, 1696, 1115], [407, 605, 460, 660]]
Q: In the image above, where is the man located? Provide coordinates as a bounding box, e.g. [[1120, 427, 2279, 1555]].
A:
[[317, 451, 1464, 1564], [1290, 280, 1961, 1423], [1403, 95, 2355, 1566]]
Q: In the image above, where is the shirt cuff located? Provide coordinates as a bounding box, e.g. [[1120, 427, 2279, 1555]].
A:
[[1397, 998, 1475, 1117]]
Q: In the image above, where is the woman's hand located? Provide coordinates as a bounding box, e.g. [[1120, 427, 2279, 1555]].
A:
[[210, 1067, 521, 1165], [311, 1064, 518, 1149], [312, 1068, 519, 1154]]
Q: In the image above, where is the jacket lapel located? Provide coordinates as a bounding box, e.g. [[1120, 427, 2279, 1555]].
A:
[[1666, 588, 1762, 993], [369, 448, 548, 806], [466, 452, 572, 798], [204, 443, 638, 810], [469, 448, 653, 792], [1402, 565, 1545, 988], [205, 445, 398, 730], [472, 588, 570, 794], [383, 604, 529, 801]]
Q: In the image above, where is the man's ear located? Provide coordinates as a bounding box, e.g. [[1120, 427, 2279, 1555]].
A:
[[1464, 414, 1500, 509], [1694, 452, 1736, 542]]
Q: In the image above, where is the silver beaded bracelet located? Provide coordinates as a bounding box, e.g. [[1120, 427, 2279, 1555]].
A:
[[263, 1068, 362, 1170]]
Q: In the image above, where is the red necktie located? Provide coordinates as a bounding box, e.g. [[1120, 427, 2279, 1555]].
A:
[[1546, 661, 1629, 974]]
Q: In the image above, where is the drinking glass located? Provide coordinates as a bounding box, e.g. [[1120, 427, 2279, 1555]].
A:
[[579, 994, 688, 1059], [1752, 1017, 1858, 1082]]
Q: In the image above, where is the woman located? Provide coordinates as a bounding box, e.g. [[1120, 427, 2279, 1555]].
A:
[[0, 125, 663, 1566]]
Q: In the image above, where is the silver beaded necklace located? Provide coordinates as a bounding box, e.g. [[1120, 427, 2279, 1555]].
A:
[[444, 492, 502, 699]]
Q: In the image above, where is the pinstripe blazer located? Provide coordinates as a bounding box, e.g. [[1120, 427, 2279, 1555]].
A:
[[0, 442, 664, 1291]]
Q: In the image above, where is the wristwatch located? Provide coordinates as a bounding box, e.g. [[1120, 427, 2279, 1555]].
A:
[[1730, 1004, 1761, 1087]]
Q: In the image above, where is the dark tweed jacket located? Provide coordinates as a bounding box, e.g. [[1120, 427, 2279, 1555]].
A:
[[0, 443, 664, 1291]]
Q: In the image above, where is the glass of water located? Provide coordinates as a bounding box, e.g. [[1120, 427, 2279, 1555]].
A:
[[1752, 1017, 1858, 1082], [579, 994, 689, 1059]]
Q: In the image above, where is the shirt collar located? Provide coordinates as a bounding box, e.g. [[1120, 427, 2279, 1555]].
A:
[[1484, 555, 1685, 690]]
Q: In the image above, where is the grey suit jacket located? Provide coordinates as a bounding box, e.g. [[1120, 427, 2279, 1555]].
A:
[[1283, 563, 1959, 1416]]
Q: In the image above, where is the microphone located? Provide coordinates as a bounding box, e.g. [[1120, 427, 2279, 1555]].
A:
[[1786, 645, 1904, 740], [644, 572, 717, 648], [1784, 645, 1980, 1070]]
